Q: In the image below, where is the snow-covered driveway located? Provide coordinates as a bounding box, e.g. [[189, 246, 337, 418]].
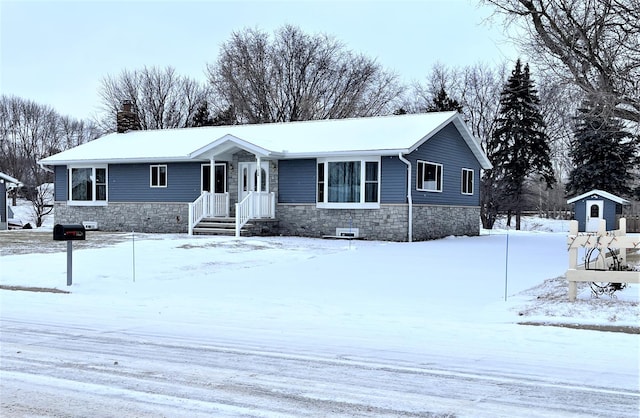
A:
[[1, 230, 638, 416]]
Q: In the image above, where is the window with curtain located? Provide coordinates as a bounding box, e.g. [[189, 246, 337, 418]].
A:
[[317, 158, 379, 208], [69, 166, 107, 204]]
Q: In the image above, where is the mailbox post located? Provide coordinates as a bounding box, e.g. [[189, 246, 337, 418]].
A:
[[53, 224, 86, 286]]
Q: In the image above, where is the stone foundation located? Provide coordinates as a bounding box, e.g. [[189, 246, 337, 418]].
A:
[[54, 202, 480, 240], [275, 204, 480, 242], [54, 202, 189, 233]]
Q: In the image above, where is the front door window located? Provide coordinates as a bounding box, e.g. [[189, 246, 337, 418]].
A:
[[238, 161, 269, 201]]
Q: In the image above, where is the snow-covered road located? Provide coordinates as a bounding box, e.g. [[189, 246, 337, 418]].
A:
[[2, 317, 638, 418]]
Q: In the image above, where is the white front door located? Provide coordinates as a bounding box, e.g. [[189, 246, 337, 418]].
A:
[[238, 161, 269, 202], [586, 200, 604, 232]]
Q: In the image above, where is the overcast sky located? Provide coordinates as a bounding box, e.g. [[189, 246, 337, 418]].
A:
[[1, 0, 518, 121]]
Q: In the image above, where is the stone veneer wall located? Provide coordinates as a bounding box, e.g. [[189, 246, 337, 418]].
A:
[[54, 202, 189, 233], [275, 204, 480, 242], [54, 201, 480, 240]]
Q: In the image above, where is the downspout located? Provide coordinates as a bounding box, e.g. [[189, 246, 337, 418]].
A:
[[398, 153, 412, 242]]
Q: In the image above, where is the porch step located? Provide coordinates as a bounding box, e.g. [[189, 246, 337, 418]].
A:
[[193, 217, 253, 236]]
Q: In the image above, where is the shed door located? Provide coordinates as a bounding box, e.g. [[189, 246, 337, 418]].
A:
[[586, 200, 604, 232]]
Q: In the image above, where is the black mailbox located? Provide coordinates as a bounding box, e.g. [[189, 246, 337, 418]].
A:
[[53, 224, 86, 241]]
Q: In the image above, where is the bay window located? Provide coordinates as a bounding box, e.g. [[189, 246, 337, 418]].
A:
[[69, 166, 107, 204], [317, 157, 379, 208]]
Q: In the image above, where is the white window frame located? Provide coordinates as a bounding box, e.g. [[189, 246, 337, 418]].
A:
[[316, 156, 380, 209], [150, 164, 167, 188], [461, 168, 474, 195], [67, 165, 108, 206], [416, 160, 443, 192]]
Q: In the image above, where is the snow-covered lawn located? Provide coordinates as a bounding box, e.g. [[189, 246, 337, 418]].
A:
[[1, 204, 639, 416]]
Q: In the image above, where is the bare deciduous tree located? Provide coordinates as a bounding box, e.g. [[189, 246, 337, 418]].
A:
[[97, 66, 210, 131], [0, 95, 98, 226], [483, 0, 640, 126], [206, 25, 403, 123]]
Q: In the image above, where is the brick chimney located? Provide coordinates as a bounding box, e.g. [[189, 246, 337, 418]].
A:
[[116, 100, 141, 133]]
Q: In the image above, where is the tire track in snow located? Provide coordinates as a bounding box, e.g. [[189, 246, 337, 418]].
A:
[[2, 319, 638, 417]]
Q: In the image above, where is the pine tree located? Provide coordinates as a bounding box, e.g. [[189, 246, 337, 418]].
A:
[[189, 102, 214, 127], [426, 87, 462, 113], [486, 59, 556, 230], [566, 100, 636, 197], [211, 106, 238, 126]]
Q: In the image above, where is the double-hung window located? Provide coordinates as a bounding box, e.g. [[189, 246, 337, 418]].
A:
[[461, 168, 474, 195], [417, 161, 442, 192], [68, 166, 107, 204], [317, 157, 380, 208], [150, 165, 167, 188]]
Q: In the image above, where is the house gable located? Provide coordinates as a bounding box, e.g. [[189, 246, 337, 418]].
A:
[[408, 122, 481, 206]]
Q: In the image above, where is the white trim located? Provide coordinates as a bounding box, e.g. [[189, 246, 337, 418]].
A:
[[317, 202, 380, 209], [461, 168, 474, 195], [416, 160, 443, 193], [67, 200, 108, 207], [150, 164, 168, 188], [316, 156, 381, 208], [567, 189, 629, 205]]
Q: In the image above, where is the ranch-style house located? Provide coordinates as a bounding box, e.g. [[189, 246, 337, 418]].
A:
[[39, 108, 491, 241]]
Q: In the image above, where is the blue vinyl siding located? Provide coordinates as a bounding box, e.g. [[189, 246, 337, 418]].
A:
[[109, 163, 202, 202], [572, 194, 620, 231], [278, 159, 316, 203], [380, 156, 407, 203], [408, 122, 481, 206], [279, 157, 407, 204], [54, 165, 67, 201], [0, 181, 6, 222]]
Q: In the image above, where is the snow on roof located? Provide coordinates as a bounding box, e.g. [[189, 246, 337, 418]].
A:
[[0, 172, 23, 187], [566, 189, 630, 205], [39, 111, 491, 168]]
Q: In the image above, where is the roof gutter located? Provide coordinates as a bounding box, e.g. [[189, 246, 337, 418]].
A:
[[398, 153, 412, 242], [38, 161, 53, 174]]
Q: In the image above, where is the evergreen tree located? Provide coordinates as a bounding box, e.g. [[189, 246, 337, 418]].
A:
[[211, 106, 238, 126], [566, 100, 636, 197], [189, 102, 214, 127], [487, 59, 555, 230], [426, 87, 462, 113]]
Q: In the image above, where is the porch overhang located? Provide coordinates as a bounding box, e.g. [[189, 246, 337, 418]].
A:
[[189, 134, 282, 160]]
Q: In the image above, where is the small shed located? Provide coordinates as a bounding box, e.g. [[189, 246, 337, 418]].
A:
[[567, 189, 629, 232], [1, 172, 23, 230]]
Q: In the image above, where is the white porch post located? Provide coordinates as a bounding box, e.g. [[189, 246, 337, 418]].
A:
[[255, 156, 262, 217], [210, 158, 215, 194], [256, 156, 262, 193]]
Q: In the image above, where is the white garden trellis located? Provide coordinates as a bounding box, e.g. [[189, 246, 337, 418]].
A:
[[566, 218, 640, 301]]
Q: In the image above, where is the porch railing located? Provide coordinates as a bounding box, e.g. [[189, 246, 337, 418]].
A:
[[188, 192, 229, 235], [235, 192, 276, 237]]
